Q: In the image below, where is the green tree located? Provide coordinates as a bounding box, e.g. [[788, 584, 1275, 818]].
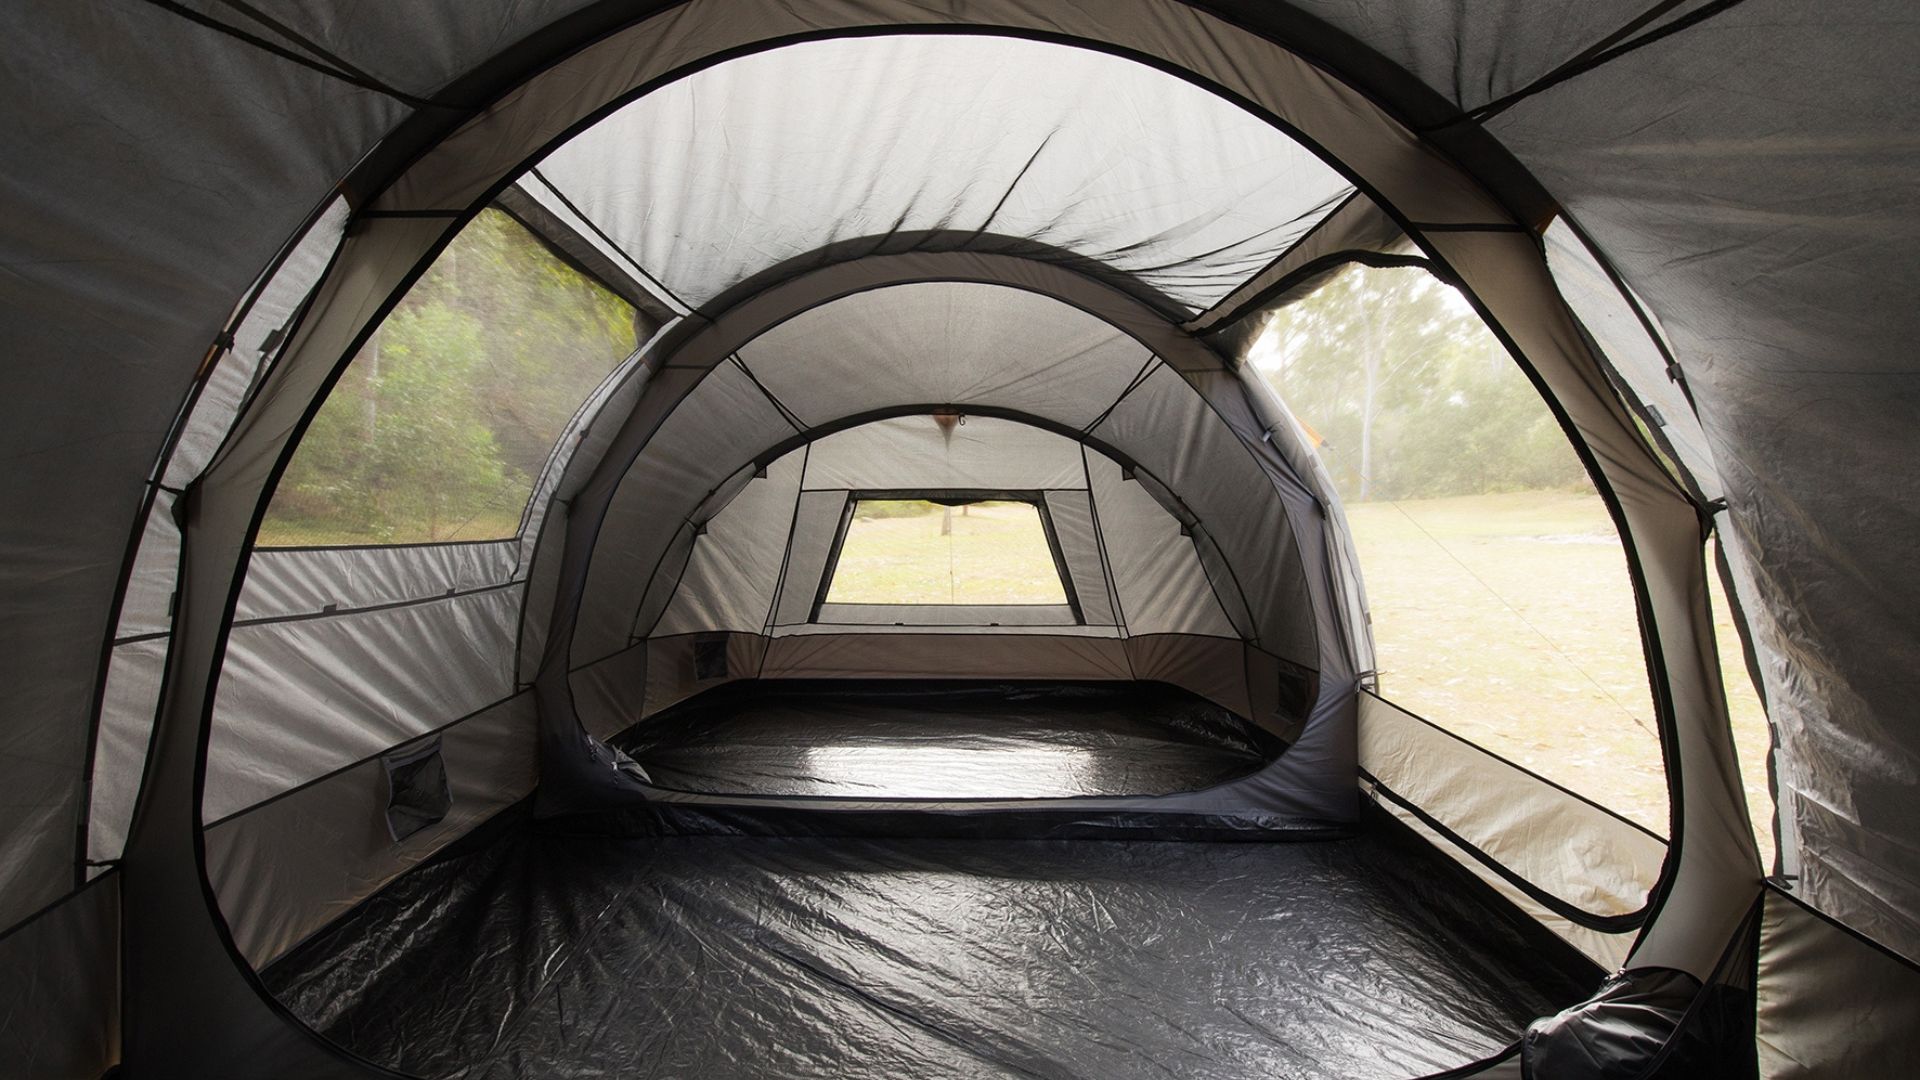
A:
[[263, 208, 642, 545], [1249, 265, 1586, 504]]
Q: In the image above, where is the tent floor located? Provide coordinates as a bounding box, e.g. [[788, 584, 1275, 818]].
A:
[[613, 679, 1285, 799], [266, 809, 1598, 1079]]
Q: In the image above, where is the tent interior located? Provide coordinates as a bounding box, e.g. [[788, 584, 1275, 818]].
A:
[[5, 4, 1920, 1079]]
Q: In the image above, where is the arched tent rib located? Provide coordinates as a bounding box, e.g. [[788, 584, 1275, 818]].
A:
[[16, 0, 1915, 1075], [107, 13, 1753, 1072]]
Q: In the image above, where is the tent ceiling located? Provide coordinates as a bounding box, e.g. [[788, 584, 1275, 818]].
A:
[[525, 36, 1354, 317], [732, 282, 1153, 430], [573, 277, 1321, 670]]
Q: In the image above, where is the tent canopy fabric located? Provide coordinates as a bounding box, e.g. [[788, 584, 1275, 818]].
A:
[[2, 2, 1917, 1077]]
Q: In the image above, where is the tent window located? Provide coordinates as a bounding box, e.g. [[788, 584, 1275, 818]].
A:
[[822, 497, 1071, 607], [1250, 264, 1669, 835], [258, 208, 642, 546]]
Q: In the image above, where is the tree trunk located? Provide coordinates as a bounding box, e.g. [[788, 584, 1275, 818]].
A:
[[1358, 316, 1380, 501]]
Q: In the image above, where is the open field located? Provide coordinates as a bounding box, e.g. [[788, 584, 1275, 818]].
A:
[[826, 500, 1068, 605], [1347, 490, 1772, 857]]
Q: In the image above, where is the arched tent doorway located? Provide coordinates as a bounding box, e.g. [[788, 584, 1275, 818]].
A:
[[5, 3, 1914, 1078]]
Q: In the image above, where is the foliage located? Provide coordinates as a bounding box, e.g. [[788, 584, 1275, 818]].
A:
[[263, 209, 641, 545], [1249, 266, 1588, 503]]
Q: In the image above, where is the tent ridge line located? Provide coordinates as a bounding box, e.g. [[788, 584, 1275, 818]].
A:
[[137, 0, 463, 112], [1764, 880, 1920, 976], [727, 355, 809, 432], [526, 167, 691, 314], [1361, 690, 1668, 844], [759, 445, 811, 644], [0, 865, 118, 950], [1364, 767, 1652, 932], [1184, 187, 1366, 331], [199, 689, 532, 833], [1430, 0, 1754, 129], [227, 578, 522, 632]]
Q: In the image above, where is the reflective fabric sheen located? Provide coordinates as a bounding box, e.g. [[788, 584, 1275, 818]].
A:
[[614, 679, 1281, 799], [264, 810, 1597, 1079]]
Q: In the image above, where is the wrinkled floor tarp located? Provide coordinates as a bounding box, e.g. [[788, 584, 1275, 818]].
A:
[[266, 811, 1597, 1079], [614, 680, 1285, 798]]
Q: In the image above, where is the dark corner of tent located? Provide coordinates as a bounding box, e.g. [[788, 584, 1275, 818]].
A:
[[5, 3, 1918, 1079]]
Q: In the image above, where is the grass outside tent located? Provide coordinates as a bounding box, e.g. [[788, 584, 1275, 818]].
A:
[[814, 488, 1774, 859], [825, 500, 1069, 606], [1348, 491, 1771, 859]]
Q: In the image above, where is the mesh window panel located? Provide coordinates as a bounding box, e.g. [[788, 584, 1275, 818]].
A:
[[825, 499, 1069, 607], [1248, 264, 1667, 834], [261, 208, 640, 546]]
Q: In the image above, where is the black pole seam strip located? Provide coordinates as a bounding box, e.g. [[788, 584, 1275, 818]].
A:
[[1031, 493, 1087, 625], [527, 167, 690, 313], [1188, 525, 1260, 641], [1186, 189, 1367, 329], [728, 354, 809, 432], [798, 486, 1088, 494], [1430, 0, 1754, 129], [354, 209, 466, 219], [636, 629, 1240, 647], [1195, 251, 1436, 339], [1761, 879, 1920, 977], [1363, 768, 1651, 933], [1629, 892, 1766, 1080], [0, 865, 118, 949], [1080, 446, 1137, 659], [1401, 222, 1534, 233], [211, 0, 402, 85], [1363, 689, 1669, 842], [198, 690, 530, 832], [759, 445, 812, 642], [253, 535, 518, 554], [226, 578, 520, 632], [138, 0, 463, 112], [807, 495, 860, 623], [807, 616, 1082, 627], [1079, 352, 1163, 435], [625, 520, 698, 645]]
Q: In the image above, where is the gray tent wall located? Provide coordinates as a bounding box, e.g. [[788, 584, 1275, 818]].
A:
[[527, 248, 1360, 829], [1, 1, 1915, 1076]]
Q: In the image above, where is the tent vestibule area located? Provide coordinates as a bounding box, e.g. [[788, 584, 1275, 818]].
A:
[[8, 7, 1918, 1080]]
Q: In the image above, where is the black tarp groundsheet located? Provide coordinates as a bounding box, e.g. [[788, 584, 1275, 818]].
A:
[[265, 807, 1598, 1079], [611, 679, 1286, 799]]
